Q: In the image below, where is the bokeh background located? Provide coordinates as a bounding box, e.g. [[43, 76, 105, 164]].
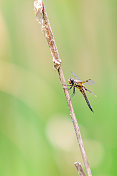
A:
[[0, 0, 117, 175]]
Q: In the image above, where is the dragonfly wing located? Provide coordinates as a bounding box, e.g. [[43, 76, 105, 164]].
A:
[[71, 72, 94, 85], [84, 87, 96, 97], [80, 89, 93, 112], [71, 72, 82, 82], [84, 79, 95, 85]]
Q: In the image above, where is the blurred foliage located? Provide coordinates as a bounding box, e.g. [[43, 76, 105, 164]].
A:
[[0, 0, 117, 175]]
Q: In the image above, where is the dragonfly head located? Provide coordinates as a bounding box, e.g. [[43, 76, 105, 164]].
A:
[[68, 78, 74, 85]]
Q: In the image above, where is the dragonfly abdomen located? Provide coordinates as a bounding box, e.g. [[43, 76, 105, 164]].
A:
[[80, 89, 93, 112]]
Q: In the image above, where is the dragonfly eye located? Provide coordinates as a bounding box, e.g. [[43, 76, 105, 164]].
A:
[[68, 78, 74, 84]]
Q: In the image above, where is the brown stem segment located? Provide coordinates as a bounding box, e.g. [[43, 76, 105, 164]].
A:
[[34, 1, 92, 175], [34, 0, 61, 69], [74, 162, 86, 176]]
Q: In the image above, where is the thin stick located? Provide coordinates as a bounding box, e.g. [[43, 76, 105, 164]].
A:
[[58, 67, 92, 176], [74, 162, 86, 176], [34, 1, 92, 176]]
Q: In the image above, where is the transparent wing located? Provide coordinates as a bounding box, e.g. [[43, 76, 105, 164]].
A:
[[71, 72, 94, 85], [71, 72, 82, 82], [71, 71, 95, 86], [84, 79, 95, 85], [84, 87, 96, 97]]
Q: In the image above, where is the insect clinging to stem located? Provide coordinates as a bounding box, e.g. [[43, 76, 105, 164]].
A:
[[67, 72, 96, 112]]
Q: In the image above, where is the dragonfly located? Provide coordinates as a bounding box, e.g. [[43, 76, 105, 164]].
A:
[[68, 72, 96, 112]]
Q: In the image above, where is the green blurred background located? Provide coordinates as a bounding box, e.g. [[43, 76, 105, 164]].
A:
[[0, 0, 117, 175]]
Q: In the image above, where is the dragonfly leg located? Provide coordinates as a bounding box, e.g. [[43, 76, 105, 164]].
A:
[[73, 87, 75, 94], [68, 86, 73, 90], [71, 87, 75, 98], [63, 84, 72, 89], [63, 84, 72, 86]]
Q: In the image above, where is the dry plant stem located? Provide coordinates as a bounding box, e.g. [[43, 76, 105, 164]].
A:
[[74, 162, 86, 176], [58, 67, 92, 176], [34, 1, 92, 176], [34, 0, 61, 69]]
